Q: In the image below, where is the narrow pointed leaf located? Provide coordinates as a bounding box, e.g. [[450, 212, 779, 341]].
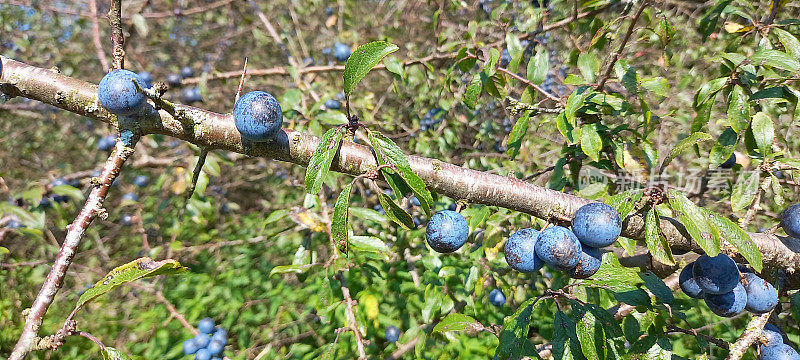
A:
[[77, 258, 187, 310], [658, 132, 712, 172], [433, 313, 482, 334], [343, 41, 399, 94], [305, 127, 344, 195], [332, 183, 354, 255], [703, 209, 762, 272], [667, 189, 720, 256], [731, 171, 761, 212], [644, 210, 675, 266], [506, 111, 530, 159], [494, 297, 539, 360], [368, 131, 434, 216], [378, 193, 414, 229]]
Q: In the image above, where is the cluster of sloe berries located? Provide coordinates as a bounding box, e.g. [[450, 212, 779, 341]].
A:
[[503, 202, 621, 279], [183, 318, 227, 360], [679, 253, 777, 317], [758, 324, 799, 360], [419, 108, 443, 131]]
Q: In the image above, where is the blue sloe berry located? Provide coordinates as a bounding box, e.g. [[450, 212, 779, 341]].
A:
[[195, 348, 211, 360], [333, 42, 351, 62], [207, 340, 225, 355], [693, 254, 739, 294], [122, 192, 138, 202], [198, 317, 215, 333], [137, 71, 152, 88], [194, 332, 211, 348], [133, 175, 149, 187], [324, 99, 341, 110], [425, 210, 469, 253], [385, 325, 400, 343], [762, 324, 784, 350], [183, 338, 199, 355], [166, 73, 181, 87], [571, 203, 622, 248], [180, 66, 194, 78], [759, 344, 800, 360], [568, 245, 602, 279], [504, 228, 542, 273], [703, 282, 747, 317], [741, 272, 778, 314], [234, 91, 283, 142], [488, 288, 506, 306], [679, 262, 704, 299], [780, 203, 800, 238], [534, 226, 582, 269], [98, 69, 147, 116], [720, 153, 736, 168]]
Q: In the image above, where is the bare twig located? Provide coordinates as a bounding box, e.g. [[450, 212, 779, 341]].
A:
[[337, 272, 367, 360], [596, 1, 648, 90], [107, 0, 124, 70], [8, 141, 135, 360], [88, 0, 109, 71]]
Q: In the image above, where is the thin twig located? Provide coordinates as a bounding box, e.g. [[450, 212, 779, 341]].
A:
[[667, 325, 729, 349], [77, 331, 105, 351], [596, 1, 648, 91], [107, 0, 124, 70], [8, 141, 135, 360], [337, 271, 367, 360], [88, 0, 109, 71]]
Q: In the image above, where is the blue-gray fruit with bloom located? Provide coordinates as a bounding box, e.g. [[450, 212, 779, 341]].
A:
[[693, 254, 739, 294], [425, 210, 468, 253], [333, 42, 351, 61], [504, 228, 542, 273], [741, 272, 778, 314], [679, 262, 704, 299], [234, 91, 283, 142], [759, 344, 800, 360], [98, 69, 147, 116], [183, 338, 199, 355], [385, 325, 400, 343], [780, 203, 800, 238], [489, 288, 506, 306], [180, 66, 194, 78], [762, 324, 784, 350], [324, 99, 341, 110], [166, 73, 181, 87], [534, 226, 582, 269], [198, 317, 215, 333], [571, 203, 622, 247], [195, 348, 211, 360], [703, 282, 747, 317], [568, 245, 602, 279], [133, 175, 149, 187], [137, 71, 152, 88]]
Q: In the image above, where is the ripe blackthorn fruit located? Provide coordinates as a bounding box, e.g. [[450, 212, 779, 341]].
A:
[[133, 175, 149, 187], [426, 210, 469, 253], [207, 340, 225, 355], [780, 203, 800, 238], [194, 332, 211, 348], [489, 288, 506, 306], [166, 73, 181, 87], [181, 87, 203, 104], [568, 245, 602, 279], [137, 71, 152, 88], [52, 178, 68, 187], [333, 42, 351, 62], [7, 217, 24, 229], [121, 214, 133, 226], [324, 99, 341, 110], [741, 272, 777, 314], [759, 344, 800, 360], [234, 91, 283, 142], [322, 47, 332, 56], [98, 69, 147, 116], [385, 325, 400, 343], [183, 338, 199, 355], [720, 153, 736, 168], [693, 254, 739, 294], [122, 193, 138, 202], [500, 49, 511, 67], [198, 317, 215, 333], [703, 282, 747, 317], [504, 228, 542, 273], [211, 327, 227, 344], [571, 203, 622, 247], [195, 348, 211, 360], [534, 226, 582, 269], [180, 66, 195, 78], [98, 135, 116, 151], [762, 324, 784, 349], [679, 262, 704, 299]]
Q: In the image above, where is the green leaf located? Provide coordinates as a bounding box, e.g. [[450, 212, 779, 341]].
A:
[[433, 313, 482, 335], [464, 73, 482, 109], [728, 85, 750, 133], [270, 264, 317, 276], [578, 124, 601, 162], [577, 52, 600, 84], [699, 0, 733, 38], [566, 87, 592, 124], [378, 193, 414, 229], [350, 235, 393, 257], [315, 112, 348, 125], [343, 41, 400, 94], [77, 258, 187, 310], [505, 32, 524, 73], [731, 170, 761, 212], [658, 132, 712, 172], [51, 185, 85, 202], [102, 347, 131, 360], [575, 311, 602, 360], [751, 49, 800, 72], [582, 252, 642, 292], [368, 131, 434, 216], [553, 311, 583, 360], [605, 189, 644, 219], [305, 127, 344, 195], [667, 189, 720, 256], [506, 111, 530, 159], [383, 55, 404, 78], [694, 77, 728, 107], [771, 173, 784, 207], [751, 112, 774, 155], [331, 183, 353, 255], [640, 271, 674, 304], [709, 127, 738, 167], [527, 47, 549, 85], [494, 297, 539, 360], [644, 210, 675, 266], [483, 48, 500, 77], [774, 28, 800, 59], [703, 209, 762, 272]]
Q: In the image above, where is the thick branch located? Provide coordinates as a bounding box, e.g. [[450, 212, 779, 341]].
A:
[[2, 58, 799, 277]]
